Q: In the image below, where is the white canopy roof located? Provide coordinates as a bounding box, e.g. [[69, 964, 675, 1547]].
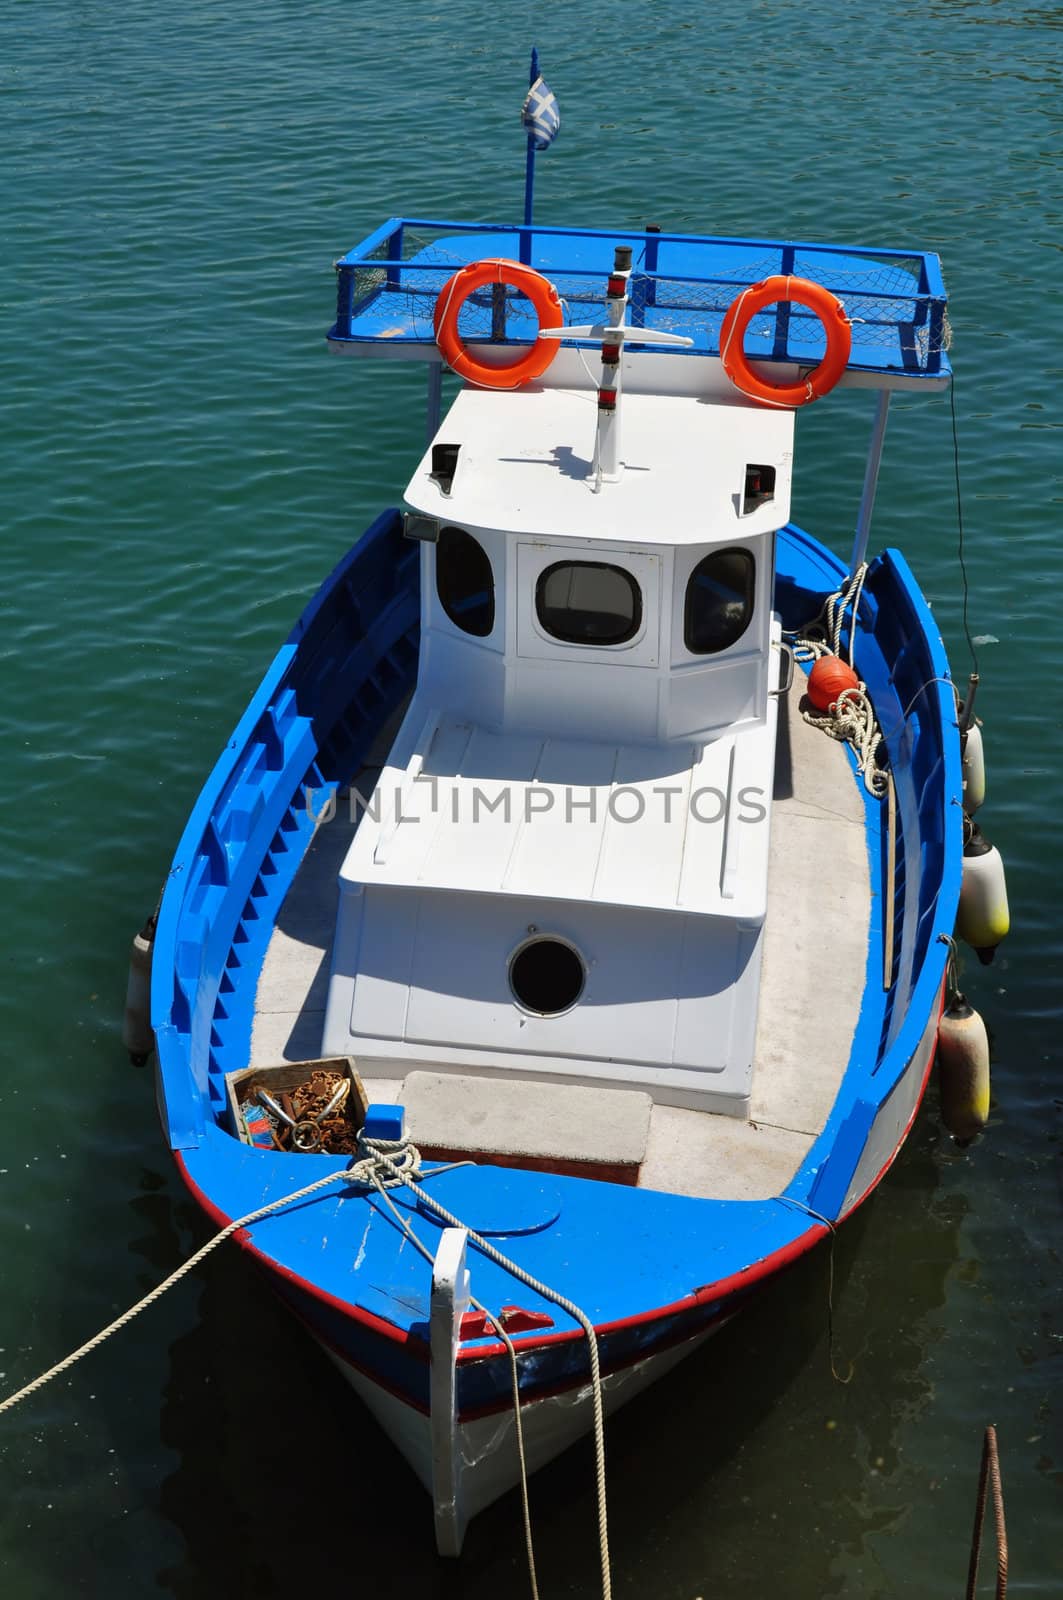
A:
[[404, 387, 794, 547]]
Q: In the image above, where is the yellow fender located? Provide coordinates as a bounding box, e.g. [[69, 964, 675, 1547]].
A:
[[937, 992, 990, 1145], [962, 720, 986, 815], [956, 820, 1010, 964]]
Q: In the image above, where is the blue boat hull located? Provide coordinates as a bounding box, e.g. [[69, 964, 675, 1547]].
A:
[[152, 507, 962, 1529]]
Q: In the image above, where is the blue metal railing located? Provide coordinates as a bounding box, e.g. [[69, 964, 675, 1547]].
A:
[[331, 216, 950, 375], [333, 215, 944, 271]]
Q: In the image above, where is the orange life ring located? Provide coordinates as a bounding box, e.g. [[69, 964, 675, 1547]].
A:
[[433, 258, 561, 389], [719, 275, 851, 407]]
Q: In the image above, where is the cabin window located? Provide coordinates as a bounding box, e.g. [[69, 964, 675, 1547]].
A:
[[535, 562, 642, 646], [436, 526, 495, 637], [684, 548, 755, 654]]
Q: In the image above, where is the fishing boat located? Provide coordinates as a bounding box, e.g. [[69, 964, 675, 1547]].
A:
[[144, 208, 978, 1558]]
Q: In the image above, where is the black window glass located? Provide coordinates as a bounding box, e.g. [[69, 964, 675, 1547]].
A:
[[436, 526, 494, 637], [535, 562, 641, 646], [684, 548, 755, 654]]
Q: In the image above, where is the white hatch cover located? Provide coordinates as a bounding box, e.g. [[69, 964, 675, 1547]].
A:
[[339, 710, 776, 920]]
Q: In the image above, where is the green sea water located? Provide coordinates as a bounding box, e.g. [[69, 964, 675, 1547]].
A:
[[1, 2, 1060, 1595]]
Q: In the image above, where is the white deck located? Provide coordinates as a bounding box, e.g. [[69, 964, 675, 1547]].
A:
[[250, 683, 869, 1201]]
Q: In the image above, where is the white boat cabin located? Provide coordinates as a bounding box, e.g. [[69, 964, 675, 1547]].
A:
[[321, 381, 796, 1118]]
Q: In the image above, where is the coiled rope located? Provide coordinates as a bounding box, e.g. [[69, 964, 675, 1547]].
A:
[[787, 562, 888, 797], [801, 685, 886, 798], [0, 1130, 610, 1599]]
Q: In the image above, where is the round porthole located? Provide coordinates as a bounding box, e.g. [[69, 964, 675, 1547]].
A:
[[509, 937, 586, 1016]]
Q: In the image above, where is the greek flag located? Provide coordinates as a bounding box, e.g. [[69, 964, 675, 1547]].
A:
[[521, 75, 560, 151]]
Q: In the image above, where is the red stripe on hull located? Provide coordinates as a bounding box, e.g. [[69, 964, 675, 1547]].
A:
[[174, 1152, 429, 1357], [172, 990, 940, 1390], [174, 1148, 820, 1363]]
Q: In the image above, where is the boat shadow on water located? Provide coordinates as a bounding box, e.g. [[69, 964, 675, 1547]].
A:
[[146, 1107, 966, 1599]]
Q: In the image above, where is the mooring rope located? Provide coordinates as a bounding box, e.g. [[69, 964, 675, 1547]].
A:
[[777, 1196, 854, 1385], [788, 561, 868, 669], [949, 378, 979, 678], [966, 1424, 1008, 1600], [801, 685, 886, 797], [351, 1152, 544, 1600], [0, 1132, 609, 1599], [0, 1163, 356, 1418], [351, 1132, 612, 1600], [485, 1306, 542, 1600]]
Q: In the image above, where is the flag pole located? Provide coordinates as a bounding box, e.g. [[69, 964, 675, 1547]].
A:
[[520, 46, 538, 265]]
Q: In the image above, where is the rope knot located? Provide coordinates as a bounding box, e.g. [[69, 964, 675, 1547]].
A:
[[347, 1129, 423, 1189]]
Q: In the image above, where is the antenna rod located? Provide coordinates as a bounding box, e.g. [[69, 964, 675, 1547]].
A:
[[849, 390, 891, 574]]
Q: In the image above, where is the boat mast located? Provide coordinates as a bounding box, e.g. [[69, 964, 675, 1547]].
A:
[[540, 243, 692, 492], [593, 246, 632, 487]]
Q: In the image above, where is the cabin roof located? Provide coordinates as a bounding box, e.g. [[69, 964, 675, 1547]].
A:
[[404, 387, 794, 546]]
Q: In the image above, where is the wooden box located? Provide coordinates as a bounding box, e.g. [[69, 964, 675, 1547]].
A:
[[225, 1057, 369, 1152]]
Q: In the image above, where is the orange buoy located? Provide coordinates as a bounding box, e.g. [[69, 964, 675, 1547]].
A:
[[433, 258, 561, 389], [719, 275, 852, 407], [807, 655, 860, 712]]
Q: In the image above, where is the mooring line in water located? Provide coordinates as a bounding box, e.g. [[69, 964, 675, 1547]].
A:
[[966, 1424, 1008, 1600], [357, 1175, 543, 1600], [351, 1133, 611, 1600], [777, 1197, 854, 1386], [0, 1164, 359, 1419], [0, 1135, 605, 1600], [482, 1302, 542, 1600]]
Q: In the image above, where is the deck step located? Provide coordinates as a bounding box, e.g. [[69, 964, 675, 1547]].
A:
[[402, 1071, 652, 1186]]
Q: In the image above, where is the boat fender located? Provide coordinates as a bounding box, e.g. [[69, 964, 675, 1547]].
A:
[[961, 719, 986, 815], [719, 275, 852, 408], [433, 259, 561, 390], [937, 991, 990, 1145], [122, 907, 158, 1066], [807, 655, 860, 713], [956, 820, 1010, 965]]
